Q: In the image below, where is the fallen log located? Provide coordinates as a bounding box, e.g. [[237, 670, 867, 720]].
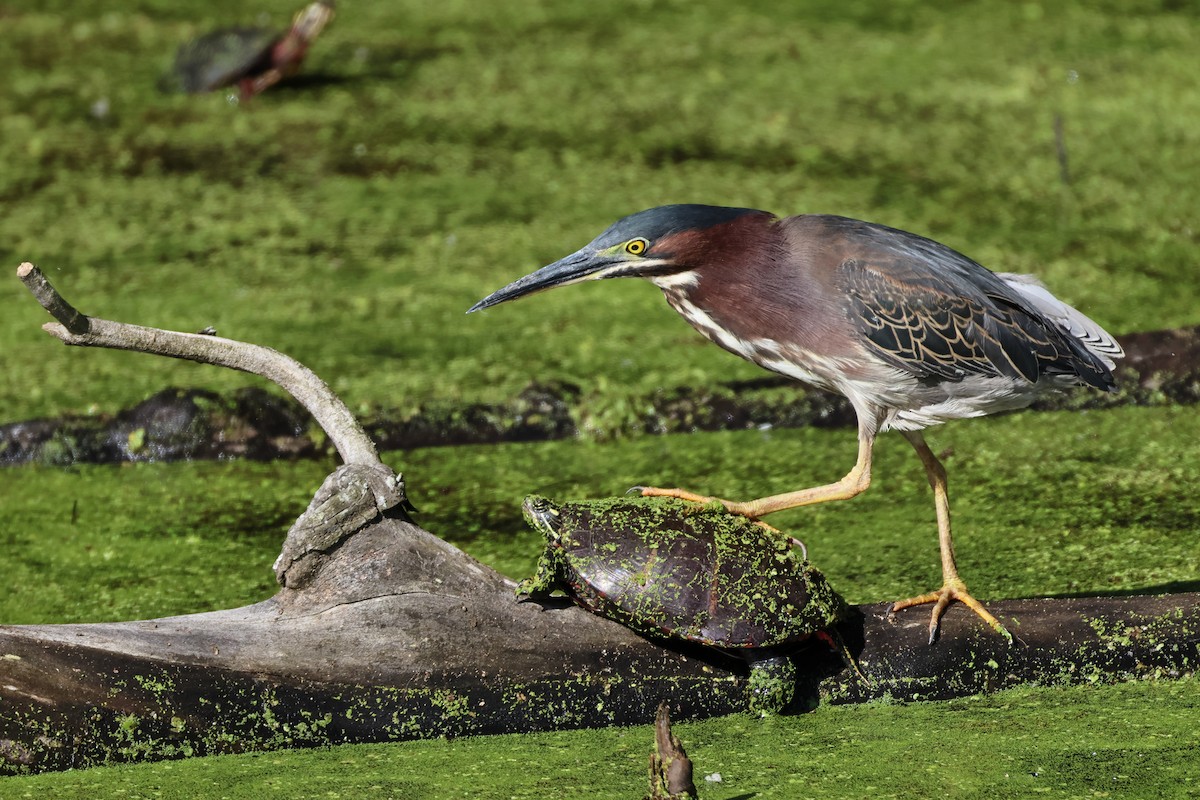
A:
[[3, 538, 1196, 775]]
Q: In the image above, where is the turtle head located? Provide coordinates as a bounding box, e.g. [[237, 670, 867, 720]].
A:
[[517, 496, 572, 598], [522, 495, 566, 544]]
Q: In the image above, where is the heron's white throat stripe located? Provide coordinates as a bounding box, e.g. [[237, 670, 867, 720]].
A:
[[585, 258, 674, 282]]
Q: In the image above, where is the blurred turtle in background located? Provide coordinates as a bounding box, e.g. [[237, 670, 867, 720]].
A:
[[162, 1, 335, 99]]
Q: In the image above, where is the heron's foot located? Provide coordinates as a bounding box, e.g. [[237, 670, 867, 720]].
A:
[[890, 578, 1012, 645]]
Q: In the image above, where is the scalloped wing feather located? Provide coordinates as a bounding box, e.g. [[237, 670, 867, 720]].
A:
[[832, 221, 1119, 391]]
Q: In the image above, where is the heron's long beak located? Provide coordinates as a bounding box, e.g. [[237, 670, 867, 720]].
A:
[[467, 249, 614, 313]]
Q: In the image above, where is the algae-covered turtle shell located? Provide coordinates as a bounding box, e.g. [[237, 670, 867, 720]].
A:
[[518, 495, 848, 650]]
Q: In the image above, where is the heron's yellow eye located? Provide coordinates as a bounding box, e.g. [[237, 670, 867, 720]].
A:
[[625, 238, 649, 256]]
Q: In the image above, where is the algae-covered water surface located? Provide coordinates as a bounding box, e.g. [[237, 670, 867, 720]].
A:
[[2, 0, 1198, 796]]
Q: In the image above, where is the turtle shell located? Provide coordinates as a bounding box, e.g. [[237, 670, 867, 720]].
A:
[[532, 496, 847, 649], [165, 27, 279, 93]]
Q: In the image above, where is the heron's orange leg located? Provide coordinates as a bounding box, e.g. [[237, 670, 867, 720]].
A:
[[890, 431, 1012, 644], [639, 433, 875, 518]]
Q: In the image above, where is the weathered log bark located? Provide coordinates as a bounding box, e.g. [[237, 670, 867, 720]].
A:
[[2, 264, 1197, 776]]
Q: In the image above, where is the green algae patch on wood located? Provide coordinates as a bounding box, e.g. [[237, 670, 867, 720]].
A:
[[7, 588, 1190, 776], [812, 593, 1200, 709], [0, 639, 744, 776]]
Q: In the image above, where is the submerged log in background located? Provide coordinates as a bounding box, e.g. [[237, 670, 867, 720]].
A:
[[4, 325, 1200, 465]]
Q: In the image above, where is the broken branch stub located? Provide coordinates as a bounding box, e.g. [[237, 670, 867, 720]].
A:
[[274, 462, 411, 588]]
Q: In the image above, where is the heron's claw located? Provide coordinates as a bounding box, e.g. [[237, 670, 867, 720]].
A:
[[891, 578, 1012, 645]]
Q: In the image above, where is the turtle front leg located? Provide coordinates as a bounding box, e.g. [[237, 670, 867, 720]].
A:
[[515, 550, 564, 599]]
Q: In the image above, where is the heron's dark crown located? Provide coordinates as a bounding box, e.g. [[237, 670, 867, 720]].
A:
[[592, 204, 767, 249]]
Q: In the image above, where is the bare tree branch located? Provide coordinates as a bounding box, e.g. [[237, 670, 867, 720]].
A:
[[16, 262, 89, 334], [16, 262, 378, 466]]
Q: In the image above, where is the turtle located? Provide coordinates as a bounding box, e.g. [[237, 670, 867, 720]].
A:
[[161, 1, 335, 99], [517, 495, 851, 713]]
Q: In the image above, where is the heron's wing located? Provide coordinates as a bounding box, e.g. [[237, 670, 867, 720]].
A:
[[830, 218, 1107, 387]]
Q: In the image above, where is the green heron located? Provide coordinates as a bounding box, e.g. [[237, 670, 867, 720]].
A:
[[163, 1, 335, 99], [468, 205, 1123, 643]]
